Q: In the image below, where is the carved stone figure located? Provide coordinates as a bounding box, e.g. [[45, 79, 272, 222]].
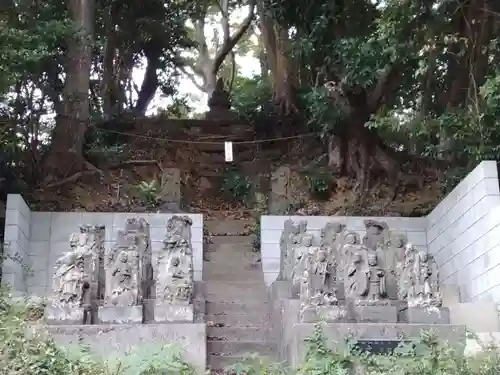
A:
[[410, 246, 442, 307], [278, 219, 294, 280], [283, 220, 307, 281], [346, 249, 369, 300], [366, 250, 387, 302], [51, 226, 104, 307], [292, 234, 314, 289], [205, 78, 238, 120], [340, 232, 361, 279], [363, 220, 389, 251], [106, 248, 140, 306], [156, 217, 194, 306], [308, 247, 338, 305], [52, 250, 86, 306]]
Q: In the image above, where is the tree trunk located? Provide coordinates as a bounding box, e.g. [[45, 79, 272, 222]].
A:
[[43, 0, 94, 181], [258, 2, 297, 114]]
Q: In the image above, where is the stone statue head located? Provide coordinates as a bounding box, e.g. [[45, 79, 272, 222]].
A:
[[367, 252, 378, 266], [317, 249, 327, 262], [69, 233, 79, 249], [418, 250, 429, 263], [392, 236, 405, 248], [299, 220, 308, 233], [119, 252, 128, 262], [171, 256, 180, 267], [302, 236, 313, 247], [345, 232, 358, 245], [291, 224, 300, 235], [353, 252, 363, 264]]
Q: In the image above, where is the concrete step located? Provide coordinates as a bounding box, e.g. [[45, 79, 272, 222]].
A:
[[208, 340, 275, 357], [206, 311, 271, 327], [206, 301, 269, 316], [207, 235, 256, 246], [203, 268, 264, 281], [205, 219, 256, 236], [204, 243, 257, 257], [207, 326, 270, 341], [204, 281, 268, 300], [207, 351, 277, 371]]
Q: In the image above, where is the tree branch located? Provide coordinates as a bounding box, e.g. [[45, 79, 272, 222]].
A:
[[367, 64, 399, 112], [178, 65, 206, 92], [212, 0, 256, 74]]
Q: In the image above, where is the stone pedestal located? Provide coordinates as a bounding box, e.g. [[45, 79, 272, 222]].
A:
[[301, 305, 348, 323], [97, 305, 143, 324], [146, 300, 194, 323], [44, 302, 85, 325], [406, 307, 450, 324], [351, 304, 398, 323]]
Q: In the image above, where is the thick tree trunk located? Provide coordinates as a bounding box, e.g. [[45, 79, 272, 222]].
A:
[[43, 0, 94, 181], [258, 2, 297, 114]]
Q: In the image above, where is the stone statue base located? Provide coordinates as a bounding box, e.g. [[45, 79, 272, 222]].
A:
[[44, 302, 86, 325], [97, 305, 143, 324], [405, 306, 450, 324], [350, 303, 398, 323], [300, 304, 348, 323], [145, 300, 194, 323]]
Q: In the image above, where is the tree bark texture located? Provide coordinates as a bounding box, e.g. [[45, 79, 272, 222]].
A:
[[44, 0, 94, 180]]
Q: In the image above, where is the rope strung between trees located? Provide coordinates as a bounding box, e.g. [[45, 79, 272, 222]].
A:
[[92, 126, 322, 145]]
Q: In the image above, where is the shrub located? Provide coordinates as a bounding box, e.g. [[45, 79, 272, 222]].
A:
[[0, 290, 195, 375]]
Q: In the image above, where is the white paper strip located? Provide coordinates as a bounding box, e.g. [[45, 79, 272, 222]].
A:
[[224, 141, 233, 162]]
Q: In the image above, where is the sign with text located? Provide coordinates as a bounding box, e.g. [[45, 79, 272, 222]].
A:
[[224, 141, 233, 162]]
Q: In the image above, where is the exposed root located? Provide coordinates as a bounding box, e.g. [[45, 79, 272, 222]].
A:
[[108, 159, 163, 172]]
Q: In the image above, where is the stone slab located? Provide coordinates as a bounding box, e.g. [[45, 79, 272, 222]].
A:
[[37, 323, 207, 374], [351, 304, 398, 323], [97, 305, 143, 324], [284, 323, 466, 368], [44, 303, 85, 325], [406, 307, 450, 324], [151, 301, 194, 323]]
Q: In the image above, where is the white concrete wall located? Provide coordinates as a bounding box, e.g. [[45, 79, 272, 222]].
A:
[[260, 215, 427, 286], [427, 161, 500, 302], [2, 195, 203, 297]]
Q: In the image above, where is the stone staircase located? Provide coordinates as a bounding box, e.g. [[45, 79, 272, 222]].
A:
[[204, 219, 276, 372]]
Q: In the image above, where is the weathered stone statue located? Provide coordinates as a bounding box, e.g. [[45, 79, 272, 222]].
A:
[[346, 249, 370, 300], [98, 218, 152, 324], [408, 245, 442, 307], [278, 219, 294, 280], [46, 225, 105, 325], [205, 78, 238, 120], [154, 215, 194, 322], [300, 243, 346, 323], [340, 232, 361, 281], [283, 220, 308, 281], [292, 233, 314, 291], [366, 250, 387, 302], [401, 244, 449, 324], [105, 247, 140, 306], [362, 220, 389, 251]]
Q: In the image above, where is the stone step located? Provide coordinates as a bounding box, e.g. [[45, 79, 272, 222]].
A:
[[207, 351, 277, 371], [206, 301, 269, 316], [205, 219, 256, 236], [203, 268, 264, 281], [205, 242, 257, 255], [206, 312, 271, 327], [207, 340, 275, 357], [204, 249, 260, 265], [207, 326, 270, 341], [204, 281, 268, 298], [207, 235, 256, 246]]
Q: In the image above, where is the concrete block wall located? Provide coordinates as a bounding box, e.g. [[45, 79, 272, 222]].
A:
[[3, 195, 31, 296], [2, 195, 203, 297], [260, 215, 427, 286], [427, 161, 500, 302]]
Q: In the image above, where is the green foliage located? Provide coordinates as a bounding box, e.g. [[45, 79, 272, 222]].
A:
[[221, 169, 252, 203], [136, 179, 161, 206], [304, 168, 334, 200], [228, 324, 500, 375], [0, 290, 195, 375], [231, 76, 275, 122]]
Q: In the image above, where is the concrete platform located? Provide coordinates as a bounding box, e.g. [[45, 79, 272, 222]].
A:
[[38, 323, 206, 374]]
